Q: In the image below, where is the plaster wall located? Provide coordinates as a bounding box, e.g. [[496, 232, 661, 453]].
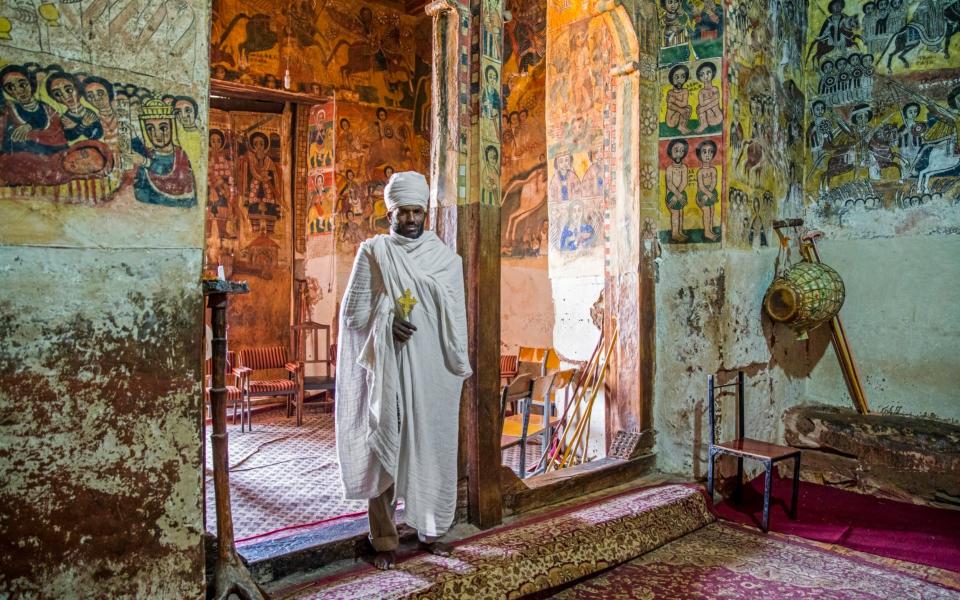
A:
[[0, 1, 210, 595], [805, 236, 960, 422], [654, 249, 810, 474]]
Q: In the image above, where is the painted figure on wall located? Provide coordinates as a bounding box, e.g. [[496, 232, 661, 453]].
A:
[[482, 65, 502, 141], [913, 85, 960, 192], [558, 200, 595, 251], [807, 0, 861, 65], [694, 0, 724, 40], [483, 0, 504, 60], [240, 131, 282, 233], [208, 128, 236, 240], [661, 0, 691, 48], [808, 99, 836, 161], [174, 96, 202, 164], [1, 62, 200, 203], [502, 165, 547, 255], [482, 145, 501, 205], [549, 152, 581, 203], [694, 61, 723, 132], [83, 77, 118, 148], [665, 64, 693, 134], [665, 138, 690, 242], [130, 99, 197, 208], [46, 72, 102, 142], [696, 139, 720, 240], [0, 65, 69, 155]]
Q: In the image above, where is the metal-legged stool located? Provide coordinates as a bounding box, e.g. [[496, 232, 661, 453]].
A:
[[706, 371, 801, 532]]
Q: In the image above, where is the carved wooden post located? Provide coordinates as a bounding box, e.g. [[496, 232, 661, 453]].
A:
[[427, 0, 503, 529], [426, 0, 462, 249], [203, 279, 267, 600]]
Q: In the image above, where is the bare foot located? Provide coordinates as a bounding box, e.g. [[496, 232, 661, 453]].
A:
[[671, 232, 689, 243], [372, 550, 396, 570], [418, 540, 453, 556]]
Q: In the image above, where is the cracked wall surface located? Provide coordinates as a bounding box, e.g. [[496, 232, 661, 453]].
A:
[[0, 1, 210, 596]]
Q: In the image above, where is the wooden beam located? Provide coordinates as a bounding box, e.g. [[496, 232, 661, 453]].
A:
[[461, 203, 502, 528], [502, 454, 657, 515], [209, 79, 330, 105]]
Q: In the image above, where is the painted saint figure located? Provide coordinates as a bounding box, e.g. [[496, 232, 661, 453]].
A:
[[0, 65, 69, 155], [694, 62, 722, 133], [481, 66, 501, 141], [481, 145, 501, 205], [807, 100, 835, 161], [694, 0, 723, 40], [130, 99, 197, 207], [665, 64, 692, 134], [665, 138, 690, 243], [661, 0, 690, 47], [45, 72, 102, 142], [549, 152, 581, 203], [82, 77, 118, 148], [695, 140, 719, 241], [242, 132, 282, 233]]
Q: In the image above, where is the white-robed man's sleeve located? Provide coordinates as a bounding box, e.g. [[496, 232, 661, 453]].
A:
[[335, 242, 396, 499]]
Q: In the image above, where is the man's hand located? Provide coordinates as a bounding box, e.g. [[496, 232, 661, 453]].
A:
[[392, 317, 416, 344]]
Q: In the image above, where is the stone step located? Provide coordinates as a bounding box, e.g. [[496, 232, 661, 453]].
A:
[[274, 484, 714, 599]]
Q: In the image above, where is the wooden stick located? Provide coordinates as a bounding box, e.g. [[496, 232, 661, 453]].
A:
[[557, 329, 618, 469], [799, 238, 870, 414]]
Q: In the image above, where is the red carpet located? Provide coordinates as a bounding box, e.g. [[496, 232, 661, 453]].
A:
[[713, 474, 960, 573]]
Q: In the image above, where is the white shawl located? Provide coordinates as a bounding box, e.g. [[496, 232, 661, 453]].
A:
[[335, 230, 471, 537]]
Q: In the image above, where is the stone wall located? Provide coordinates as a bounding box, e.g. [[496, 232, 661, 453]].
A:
[[0, 0, 210, 595]]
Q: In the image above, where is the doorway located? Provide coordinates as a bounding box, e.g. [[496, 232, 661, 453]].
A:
[[202, 86, 366, 545]]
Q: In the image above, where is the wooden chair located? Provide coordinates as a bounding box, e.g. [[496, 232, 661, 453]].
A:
[[235, 346, 304, 430], [518, 346, 560, 375], [706, 371, 801, 532], [502, 374, 560, 478], [500, 373, 533, 478], [291, 321, 334, 407], [500, 354, 518, 387], [204, 351, 244, 426]]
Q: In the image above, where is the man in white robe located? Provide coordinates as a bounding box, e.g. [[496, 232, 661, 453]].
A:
[[335, 171, 472, 570]]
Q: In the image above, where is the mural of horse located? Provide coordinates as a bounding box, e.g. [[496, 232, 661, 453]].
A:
[[880, 0, 960, 69], [914, 136, 960, 192], [214, 13, 278, 69]]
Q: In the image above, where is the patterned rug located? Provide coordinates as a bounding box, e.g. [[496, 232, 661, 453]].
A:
[[553, 521, 960, 599], [205, 407, 365, 541], [205, 405, 537, 542], [277, 484, 714, 599]]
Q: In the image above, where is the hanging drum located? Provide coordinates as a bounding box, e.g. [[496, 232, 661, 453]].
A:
[[764, 261, 845, 340]]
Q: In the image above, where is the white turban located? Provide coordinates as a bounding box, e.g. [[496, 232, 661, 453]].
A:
[[384, 171, 429, 211]]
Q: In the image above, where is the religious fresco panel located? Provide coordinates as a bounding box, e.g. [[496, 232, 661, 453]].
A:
[[803, 0, 960, 224], [657, 135, 724, 244], [333, 101, 426, 299], [500, 0, 548, 259], [202, 110, 291, 349], [211, 0, 430, 110], [307, 102, 336, 240], [657, 0, 727, 247], [480, 0, 504, 207], [545, 15, 617, 276], [722, 0, 807, 248], [0, 57, 205, 248]]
